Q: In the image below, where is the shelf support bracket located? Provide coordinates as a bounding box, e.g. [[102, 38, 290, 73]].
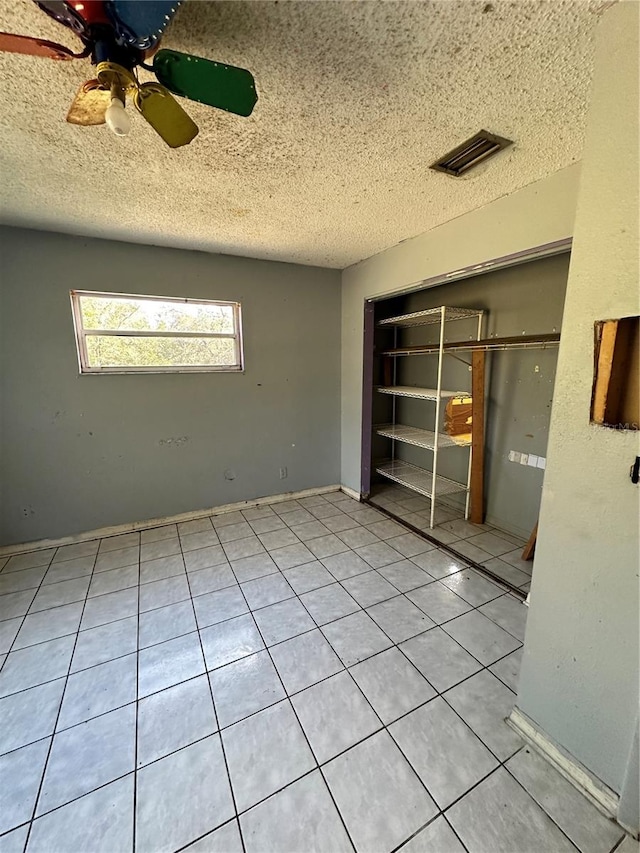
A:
[[445, 352, 472, 366]]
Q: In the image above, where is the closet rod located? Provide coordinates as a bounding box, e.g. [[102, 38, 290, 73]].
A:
[[381, 332, 560, 356]]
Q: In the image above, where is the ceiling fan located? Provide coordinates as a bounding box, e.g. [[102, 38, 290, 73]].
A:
[[0, 0, 258, 147]]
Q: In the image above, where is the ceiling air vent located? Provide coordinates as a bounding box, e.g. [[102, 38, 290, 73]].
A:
[[430, 130, 513, 177]]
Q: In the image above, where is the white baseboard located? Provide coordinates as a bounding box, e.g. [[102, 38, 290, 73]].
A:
[[508, 707, 620, 820], [0, 484, 350, 556], [340, 484, 361, 501]]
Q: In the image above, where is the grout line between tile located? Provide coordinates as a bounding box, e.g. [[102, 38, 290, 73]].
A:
[[1, 499, 534, 853], [21, 544, 100, 850], [178, 529, 248, 853], [499, 759, 585, 853], [0, 549, 524, 706], [228, 567, 359, 853]]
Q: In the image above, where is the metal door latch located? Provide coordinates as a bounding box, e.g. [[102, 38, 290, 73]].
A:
[[631, 457, 640, 484]]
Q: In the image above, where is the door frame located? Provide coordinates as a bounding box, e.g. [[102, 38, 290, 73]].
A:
[[358, 237, 573, 498]]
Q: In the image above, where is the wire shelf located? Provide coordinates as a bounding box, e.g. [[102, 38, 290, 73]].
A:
[[380, 332, 561, 357], [377, 385, 469, 400], [375, 424, 471, 450], [377, 306, 483, 328], [376, 460, 469, 498]]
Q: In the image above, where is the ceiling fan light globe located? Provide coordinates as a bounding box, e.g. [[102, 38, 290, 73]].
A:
[[105, 97, 131, 136]]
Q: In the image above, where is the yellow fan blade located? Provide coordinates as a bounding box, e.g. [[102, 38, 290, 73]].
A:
[[66, 80, 111, 126], [133, 82, 198, 149]]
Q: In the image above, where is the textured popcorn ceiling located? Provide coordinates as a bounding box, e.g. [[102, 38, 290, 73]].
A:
[[0, 0, 606, 268]]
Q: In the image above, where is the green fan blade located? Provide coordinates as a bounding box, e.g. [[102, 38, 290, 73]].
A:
[[153, 49, 257, 117]]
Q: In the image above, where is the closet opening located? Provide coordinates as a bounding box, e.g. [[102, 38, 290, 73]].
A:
[[360, 245, 572, 595]]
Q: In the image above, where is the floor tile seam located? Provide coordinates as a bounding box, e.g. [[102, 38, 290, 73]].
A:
[[0, 548, 98, 668], [172, 816, 240, 853], [286, 585, 460, 831], [24, 593, 91, 617], [181, 559, 248, 853], [18, 767, 137, 829], [412, 614, 522, 674], [496, 760, 586, 853], [318, 561, 386, 585], [10, 595, 199, 656], [403, 580, 526, 644], [22, 545, 101, 851], [336, 616, 521, 708], [331, 578, 403, 616], [476, 568, 533, 590], [365, 500, 526, 597], [0, 554, 369, 620], [388, 812, 465, 853], [191, 587, 300, 631], [316, 571, 523, 656], [315, 764, 360, 853], [0, 554, 57, 576], [0, 585, 523, 703], [437, 598, 527, 646], [97, 539, 141, 557], [286, 585, 392, 730], [0, 819, 32, 844], [289, 574, 520, 696], [0, 727, 57, 761], [87, 694, 224, 775], [2, 592, 322, 683], [231, 574, 360, 853], [216, 569, 321, 849], [1, 571, 74, 597], [441, 813, 471, 853], [0, 498, 346, 567], [435, 686, 523, 767], [0, 636, 522, 765], [3, 544, 524, 816], [433, 752, 528, 822], [610, 835, 634, 853]]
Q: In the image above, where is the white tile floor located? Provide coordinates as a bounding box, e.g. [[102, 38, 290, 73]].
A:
[[0, 491, 630, 853], [369, 483, 534, 592]]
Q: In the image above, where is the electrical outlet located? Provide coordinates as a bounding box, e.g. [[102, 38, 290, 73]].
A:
[[279, 467, 288, 479]]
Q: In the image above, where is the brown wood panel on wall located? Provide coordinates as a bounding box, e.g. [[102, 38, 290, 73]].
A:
[[470, 350, 486, 523]]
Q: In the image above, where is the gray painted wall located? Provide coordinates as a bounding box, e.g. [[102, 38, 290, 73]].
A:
[[517, 1, 639, 814], [374, 254, 569, 538], [0, 227, 341, 546], [340, 165, 580, 496]]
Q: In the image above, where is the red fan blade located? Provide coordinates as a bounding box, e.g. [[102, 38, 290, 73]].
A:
[[69, 1, 110, 26], [0, 31, 83, 60]]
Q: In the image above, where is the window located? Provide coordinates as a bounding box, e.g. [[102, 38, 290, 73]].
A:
[[70, 291, 243, 374]]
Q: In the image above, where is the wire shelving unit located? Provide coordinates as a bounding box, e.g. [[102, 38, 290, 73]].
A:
[[375, 305, 484, 527]]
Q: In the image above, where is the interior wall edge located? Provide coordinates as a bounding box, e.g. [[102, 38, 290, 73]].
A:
[[515, 0, 639, 805], [508, 707, 620, 821], [340, 164, 581, 493]]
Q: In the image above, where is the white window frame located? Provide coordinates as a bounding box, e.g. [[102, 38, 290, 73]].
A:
[[70, 290, 244, 375]]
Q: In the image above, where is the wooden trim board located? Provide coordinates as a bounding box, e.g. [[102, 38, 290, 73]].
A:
[[592, 320, 620, 424], [470, 349, 485, 524], [522, 522, 538, 561]]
